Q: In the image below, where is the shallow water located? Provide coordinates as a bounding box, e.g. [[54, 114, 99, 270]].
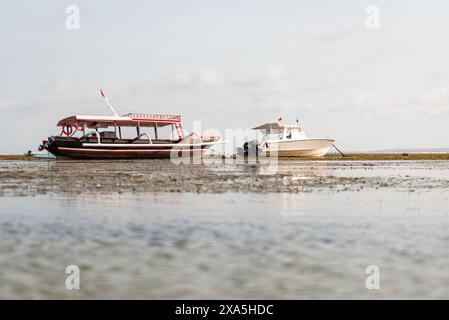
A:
[[1, 160, 449, 299]]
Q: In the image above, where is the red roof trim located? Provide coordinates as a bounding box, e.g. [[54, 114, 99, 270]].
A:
[[129, 118, 181, 123], [56, 115, 181, 126]]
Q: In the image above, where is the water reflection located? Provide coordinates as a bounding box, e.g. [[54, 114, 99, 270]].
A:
[[2, 189, 449, 299]]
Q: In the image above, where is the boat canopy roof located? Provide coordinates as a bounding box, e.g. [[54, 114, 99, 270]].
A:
[[252, 122, 302, 132], [252, 123, 283, 131], [57, 113, 181, 128]]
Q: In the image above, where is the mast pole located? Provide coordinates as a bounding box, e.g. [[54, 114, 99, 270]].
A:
[[100, 89, 119, 116]]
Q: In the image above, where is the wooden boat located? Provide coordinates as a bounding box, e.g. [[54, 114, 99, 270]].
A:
[[41, 89, 222, 159], [42, 113, 221, 159]]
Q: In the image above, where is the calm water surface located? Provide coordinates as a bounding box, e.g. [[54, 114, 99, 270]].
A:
[[1, 160, 449, 299]]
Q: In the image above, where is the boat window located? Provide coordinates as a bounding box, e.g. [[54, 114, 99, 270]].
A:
[[115, 124, 178, 140], [264, 132, 280, 140], [117, 126, 142, 139], [155, 125, 178, 140], [99, 131, 117, 138]]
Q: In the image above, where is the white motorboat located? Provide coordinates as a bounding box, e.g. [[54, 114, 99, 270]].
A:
[[242, 121, 334, 157]]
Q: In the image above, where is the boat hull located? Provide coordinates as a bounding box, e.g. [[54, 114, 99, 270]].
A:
[[45, 136, 216, 159], [51, 147, 208, 159], [262, 138, 334, 157]]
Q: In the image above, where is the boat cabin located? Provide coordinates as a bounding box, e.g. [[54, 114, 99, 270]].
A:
[[252, 122, 306, 141], [56, 113, 185, 144]]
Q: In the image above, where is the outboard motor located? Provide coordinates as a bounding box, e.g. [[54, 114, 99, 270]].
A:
[[242, 140, 259, 157]]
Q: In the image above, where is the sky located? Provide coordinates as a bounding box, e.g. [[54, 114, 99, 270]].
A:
[[1, 0, 449, 153]]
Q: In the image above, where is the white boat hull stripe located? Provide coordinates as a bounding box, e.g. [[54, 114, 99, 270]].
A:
[[59, 147, 205, 153]]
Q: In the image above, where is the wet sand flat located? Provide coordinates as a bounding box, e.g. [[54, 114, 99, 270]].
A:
[[1, 159, 449, 195], [3, 153, 449, 161]]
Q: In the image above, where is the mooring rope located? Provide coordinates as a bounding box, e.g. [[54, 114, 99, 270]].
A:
[[332, 144, 345, 157]]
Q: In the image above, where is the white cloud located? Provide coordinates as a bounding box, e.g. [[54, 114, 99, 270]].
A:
[[41, 74, 76, 97], [173, 68, 223, 88], [264, 66, 285, 82], [414, 87, 449, 116], [0, 100, 16, 110], [198, 68, 222, 86], [173, 66, 286, 91]]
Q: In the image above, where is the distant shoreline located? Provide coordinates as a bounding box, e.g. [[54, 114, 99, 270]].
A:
[[2, 153, 449, 161]]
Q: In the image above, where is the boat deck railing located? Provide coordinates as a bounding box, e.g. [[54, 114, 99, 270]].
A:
[[122, 113, 181, 121]]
